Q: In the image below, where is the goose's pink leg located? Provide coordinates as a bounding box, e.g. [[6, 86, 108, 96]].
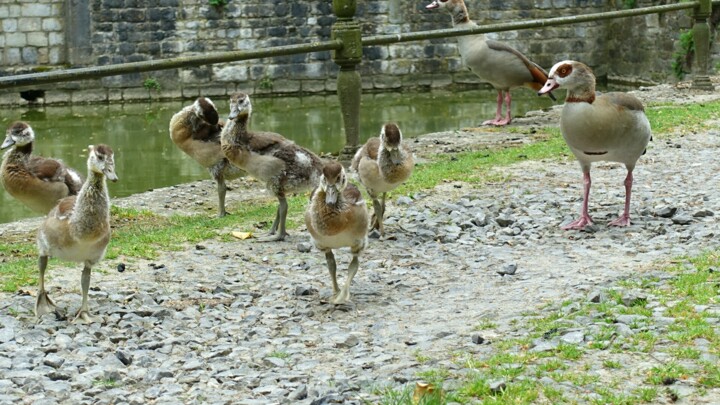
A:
[[608, 171, 633, 227], [563, 172, 593, 230], [483, 91, 504, 126], [483, 91, 512, 126]]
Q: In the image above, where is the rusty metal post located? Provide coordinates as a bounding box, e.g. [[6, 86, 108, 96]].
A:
[[691, 0, 714, 90], [332, 0, 362, 159]]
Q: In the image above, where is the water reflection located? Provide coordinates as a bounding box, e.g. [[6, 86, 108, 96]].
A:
[[0, 89, 555, 223]]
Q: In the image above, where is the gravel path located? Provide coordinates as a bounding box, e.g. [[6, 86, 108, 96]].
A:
[[1, 82, 720, 404]]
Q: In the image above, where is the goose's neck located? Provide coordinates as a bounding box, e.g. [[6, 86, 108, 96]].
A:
[[449, 2, 471, 26], [71, 172, 109, 234], [224, 116, 250, 143], [565, 85, 597, 104], [3, 143, 32, 164]]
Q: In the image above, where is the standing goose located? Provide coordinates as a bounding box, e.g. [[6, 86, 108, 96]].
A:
[[1, 121, 83, 214], [220, 92, 323, 242], [36, 144, 118, 323], [426, 0, 555, 126], [538, 60, 652, 229], [305, 161, 369, 305], [169, 97, 244, 217], [351, 123, 414, 237]]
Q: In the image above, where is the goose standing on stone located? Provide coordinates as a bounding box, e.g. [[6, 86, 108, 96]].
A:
[[36, 144, 118, 323], [169, 97, 244, 217], [538, 60, 652, 229], [220, 92, 323, 242], [1, 121, 83, 214], [351, 123, 414, 237], [426, 0, 555, 126], [305, 161, 369, 305]]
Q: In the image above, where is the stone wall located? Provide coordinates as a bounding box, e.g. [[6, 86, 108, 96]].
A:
[[0, 0, 710, 105], [0, 0, 65, 66]]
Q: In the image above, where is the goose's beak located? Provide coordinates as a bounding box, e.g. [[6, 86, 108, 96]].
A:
[[1, 136, 15, 150], [105, 168, 119, 182], [325, 186, 339, 205], [538, 78, 559, 96], [426, 1, 440, 9]]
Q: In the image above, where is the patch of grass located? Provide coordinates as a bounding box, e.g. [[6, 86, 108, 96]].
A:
[[473, 318, 498, 331], [645, 101, 720, 135], [268, 350, 290, 359], [603, 359, 622, 369], [0, 258, 36, 293], [648, 362, 690, 385]]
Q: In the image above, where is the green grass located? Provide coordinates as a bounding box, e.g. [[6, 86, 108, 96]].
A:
[[376, 248, 720, 404]]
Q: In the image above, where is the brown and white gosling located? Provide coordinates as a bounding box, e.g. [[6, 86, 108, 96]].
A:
[[1, 121, 83, 214], [220, 92, 323, 242], [169, 97, 244, 217], [305, 161, 369, 305], [538, 60, 652, 229], [36, 144, 118, 323], [351, 123, 414, 237]]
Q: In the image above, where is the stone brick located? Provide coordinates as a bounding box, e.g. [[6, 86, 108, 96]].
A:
[[26, 32, 48, 47], [0, 5, 8, 19], [300, 80, 326, 93], [2, 18, 17, 32], [21, 4, 52, 17], [21, 47, 38, 64], [48, 47, 63, 64], [41, 17, 61, 31], [213, 65, 249, 83], [122, 88, 153, 102], [8, 5, 20, 18], [71, 89, 108, 104], [5, 48, 21, 65], [5, 33, 26, 47]]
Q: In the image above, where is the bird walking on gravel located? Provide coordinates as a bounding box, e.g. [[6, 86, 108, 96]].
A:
[[538, 60, 652, 229], [426, 0, 555, 126], [351, 123, 414, 237], [36, 144, 118, 323], [220, 92, 323, 242], [305, 161, 369, 305]]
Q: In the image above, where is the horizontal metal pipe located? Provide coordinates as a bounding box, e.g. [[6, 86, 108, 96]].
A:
[[363, 2, 698, 46], [0, 40, 343, 90]]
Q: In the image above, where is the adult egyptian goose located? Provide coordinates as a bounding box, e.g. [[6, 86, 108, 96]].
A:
[[1, 121, 83, 214], [220, 92, 323, 242], [426, 0, 555, 126], [305, 161, 369, 304], [169, 97, 244, 217], [538, 60, 652, 229], [351, 123, 414, 237], [36, 144, 118, 323]]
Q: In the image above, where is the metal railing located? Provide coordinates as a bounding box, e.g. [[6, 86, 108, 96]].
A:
[[0, 0, 714, 157]]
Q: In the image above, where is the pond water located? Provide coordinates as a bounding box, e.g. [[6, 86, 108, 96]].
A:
[[0, 89, 556, 224]]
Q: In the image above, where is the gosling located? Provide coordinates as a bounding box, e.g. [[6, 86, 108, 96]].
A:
[[305, 161, 369, 305], [351, 123, 414, 237], [220, 92, 323, 241], [1, 121, 82, 214], [36, 144, 118, 323], [169, 97, 244, 217]]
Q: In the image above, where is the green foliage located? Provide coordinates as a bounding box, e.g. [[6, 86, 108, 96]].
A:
[[143, 77, 161, 92], [259, 75, 274, 90], [209, 0, 229, 7], [623, 0, 637, 9], [672, 30, 695, 80]]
